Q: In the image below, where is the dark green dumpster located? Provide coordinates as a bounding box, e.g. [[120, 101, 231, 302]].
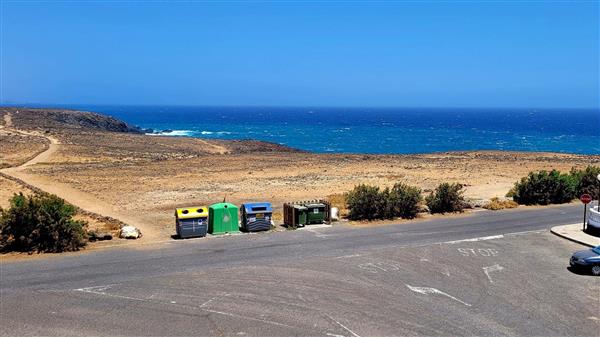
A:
[[306, 203, 327, 224], [208, 202, 240, 234], [294, 205, 308, 227], [284, 200, 331, 228]]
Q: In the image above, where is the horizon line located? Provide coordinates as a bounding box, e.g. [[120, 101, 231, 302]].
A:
[[1, 102, 599, 111]]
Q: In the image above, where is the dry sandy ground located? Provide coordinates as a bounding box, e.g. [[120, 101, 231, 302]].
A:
[[0, 129, 48, 169], [0, 112, 119, 238], [1, 108, 599, 242]]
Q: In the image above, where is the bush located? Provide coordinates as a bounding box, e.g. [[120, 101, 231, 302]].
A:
[[0, 193, 87, 253], [508, 170, 577, 205], [345, 184, 388, 220], [386, 183, 422, 219], [345, 183, 422, 220], [571, 165, 600, 199], [483, 197, 518, 211], [426, 183, 465, 213]]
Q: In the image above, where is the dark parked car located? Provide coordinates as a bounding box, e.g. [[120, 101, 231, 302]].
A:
[[570, 245, 600, 276]]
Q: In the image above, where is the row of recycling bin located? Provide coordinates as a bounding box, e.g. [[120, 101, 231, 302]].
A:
[[175, 200, 331, 239]]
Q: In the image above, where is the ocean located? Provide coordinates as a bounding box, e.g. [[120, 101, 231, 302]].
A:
[[25, 105, 600, 155]]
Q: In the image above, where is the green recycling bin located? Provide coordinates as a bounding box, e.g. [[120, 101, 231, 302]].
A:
[[306, 203, 327, 224], [208, 202, 240, 234]]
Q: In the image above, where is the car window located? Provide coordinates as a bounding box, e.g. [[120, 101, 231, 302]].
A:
[[592, 246, 600, 254]]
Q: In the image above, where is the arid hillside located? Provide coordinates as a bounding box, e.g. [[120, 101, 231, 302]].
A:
[[1, 107, 598, 240]]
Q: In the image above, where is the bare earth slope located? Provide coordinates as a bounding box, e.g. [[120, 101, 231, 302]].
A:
[[1, 107, 598, 241]]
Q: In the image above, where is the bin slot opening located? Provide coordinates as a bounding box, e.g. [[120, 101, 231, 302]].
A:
[[251, 207, 267, 211]]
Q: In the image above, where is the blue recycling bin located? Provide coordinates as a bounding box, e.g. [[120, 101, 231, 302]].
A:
[[240, 202, 273, 232]]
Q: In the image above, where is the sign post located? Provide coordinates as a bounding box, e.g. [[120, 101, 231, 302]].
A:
[[580, 194, 592, 231], [597, 173, 600, 211]]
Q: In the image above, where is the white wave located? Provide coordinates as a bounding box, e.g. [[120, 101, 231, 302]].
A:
[[200, 131, 232, 135], [147, 130, 195, 136]]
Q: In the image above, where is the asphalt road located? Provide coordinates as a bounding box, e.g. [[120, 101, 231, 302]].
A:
[[2, 204, 599, 336]]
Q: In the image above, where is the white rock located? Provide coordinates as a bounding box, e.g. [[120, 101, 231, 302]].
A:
[[119, 225, 142, 239]]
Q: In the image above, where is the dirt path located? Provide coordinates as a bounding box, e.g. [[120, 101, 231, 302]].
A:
[[0, 114, 161, 241], [195, 138, 229, 154], [19, 134, 60, 167], [3, 113, 13, 128]]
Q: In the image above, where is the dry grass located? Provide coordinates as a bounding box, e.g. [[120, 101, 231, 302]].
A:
[[26, 140, 599, 236], [0, 178, 120, 235], [327, 193, 348, 217], [0, 131, 48, 168], [271, 210, 283, 222], [0, 176, 33, 208], [483, 197, 519, 210]]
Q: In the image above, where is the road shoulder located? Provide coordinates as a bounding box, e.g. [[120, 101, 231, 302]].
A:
[[550, 223, 600, 247]]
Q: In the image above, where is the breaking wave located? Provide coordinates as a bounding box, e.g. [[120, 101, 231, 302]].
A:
[[147, 130, 194, 136], [200, 131, 233, 135]]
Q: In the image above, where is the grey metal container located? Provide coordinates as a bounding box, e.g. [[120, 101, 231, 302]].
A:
[[175, 207, 209, 239], [241, 202, 273, 232]]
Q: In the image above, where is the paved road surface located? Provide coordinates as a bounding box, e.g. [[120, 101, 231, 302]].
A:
[[2, 204, 599, 336]]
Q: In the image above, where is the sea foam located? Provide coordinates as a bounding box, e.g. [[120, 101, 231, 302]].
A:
[[148, 130, 195, 137]]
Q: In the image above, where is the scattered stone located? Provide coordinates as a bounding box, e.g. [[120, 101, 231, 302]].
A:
[[465, 198, 487, 208], [88, 232, 113, 242], [100, 233, 113, 240], [119, 225, 142, 239]]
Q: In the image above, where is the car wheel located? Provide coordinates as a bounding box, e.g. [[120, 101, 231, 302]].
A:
[[591, 265, 600, 276]]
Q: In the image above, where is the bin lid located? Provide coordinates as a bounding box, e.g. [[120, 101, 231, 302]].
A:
[[242, 202, 272, 213], [176, 206, 208, 219], [306, 203, 326, 208], [293, 205, 308, 210], [209, 202, 239, 210]]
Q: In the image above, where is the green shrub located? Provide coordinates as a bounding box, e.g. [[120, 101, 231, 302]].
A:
[[426, 183, 465, 213], [345, 184, 388, 220], [345, 183, 423, 221], [508, 170, 577, 205], [386, 183, 422, 219], [0, 193, 87, 253], [571, 165, 600, 199]]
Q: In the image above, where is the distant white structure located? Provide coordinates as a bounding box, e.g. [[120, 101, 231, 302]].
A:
[[592, 176, 600, 231], [588, 205, 600, 230], [330, 207, 339, 221]]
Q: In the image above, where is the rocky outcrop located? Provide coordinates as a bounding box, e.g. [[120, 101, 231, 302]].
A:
[[0, 107, 144, 134], [222, 139, 305, 153], [0, 106, 303, 154]]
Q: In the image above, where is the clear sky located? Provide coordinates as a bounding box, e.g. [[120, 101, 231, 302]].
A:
[[1, 1, 598, 108]]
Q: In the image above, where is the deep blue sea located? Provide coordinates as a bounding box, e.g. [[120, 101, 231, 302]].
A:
[[21, 105, 600, 154]]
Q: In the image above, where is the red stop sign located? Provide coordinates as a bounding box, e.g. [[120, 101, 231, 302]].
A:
[[580, 194, 592, 204]]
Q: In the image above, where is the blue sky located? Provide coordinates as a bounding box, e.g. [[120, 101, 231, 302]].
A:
[[1, 1, 598, 108]]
